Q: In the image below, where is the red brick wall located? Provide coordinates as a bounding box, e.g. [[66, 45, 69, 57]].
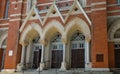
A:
[[2, 0, 111, 69], [4, 0, 24, 69], [0, 0, 6, 18], [4, 21, 21, 69], [107, 0, 116, 4], [91, 0, 109, 68], [108, 42, 115, 68]]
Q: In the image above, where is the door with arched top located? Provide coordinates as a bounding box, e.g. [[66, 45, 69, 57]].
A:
[[51, 33, 63, 68], [32, 36, 41, 69], [114, 43, 120, 68], [114, 29, 120, 68], [0, 38, 7, 70], [71, 31, 85, 68]]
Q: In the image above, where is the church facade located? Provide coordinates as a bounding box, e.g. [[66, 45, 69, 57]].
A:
[[0, 0, 120, 73]]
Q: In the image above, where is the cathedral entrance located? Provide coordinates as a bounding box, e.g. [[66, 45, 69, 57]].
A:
[[114, 43, 120, 68], [114, 29, 120, 68], [0, 38, 7, 70], [33, 49, 41, 69], [0, 48, 6, 70], [32, 41, 42, 69], [71, 31, 85, 68], [51, 33, 63, 68]]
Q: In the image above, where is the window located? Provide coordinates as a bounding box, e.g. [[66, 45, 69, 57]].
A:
[[27, 0, 33, 13], [117, 0, 120, 5], [78, 0, 86, 7], [71, 31, 85, 49], [114, 29, 120, 38], [52, 33, 63, 50], [4, 0, 10, 18], [72, 43, 77, 49], [79, 43, 84, 48], [59, 44, 63, 50], [71, 31, 85, 41], [114, 43, 120, 49], [96, 54, 104, 62], [53, 45, 57, 49], [2, 38, 7, 46]]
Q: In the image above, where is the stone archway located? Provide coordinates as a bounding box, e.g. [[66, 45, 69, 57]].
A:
[[51, 33, 63, 68], [108, 19, 120, 68], [0, 32, 8, 70], [41, 20, 65, 69], [65, 17, 91, 69], [18, 23, 42, 70]]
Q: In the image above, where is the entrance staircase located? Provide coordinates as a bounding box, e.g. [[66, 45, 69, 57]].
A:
[[14, 69, 113, 74]]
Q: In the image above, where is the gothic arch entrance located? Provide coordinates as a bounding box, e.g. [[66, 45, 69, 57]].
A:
[[114, 29, 120, 68], [51, 33, 63, 68], [71, 31, 85, 68], [32, 37, 41, 69], [20, 28, 42, 69], [0, 38, 7, 70]]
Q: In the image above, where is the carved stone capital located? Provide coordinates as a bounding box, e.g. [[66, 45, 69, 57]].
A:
[[40, 39, 47, 45], [85, 34, 91, 42], [20, 41, 28, 46], [62, 38, 67, 44]]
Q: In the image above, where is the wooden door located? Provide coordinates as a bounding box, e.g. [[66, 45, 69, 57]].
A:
[[115, 49, 120, 68], [71, 49, 85, 68], [33, 50, 41, 69], [51, 50, 63, 68], [0, 49, 3, 70]]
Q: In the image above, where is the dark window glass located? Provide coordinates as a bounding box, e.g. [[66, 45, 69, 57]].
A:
[[96, 54, 104, 62]]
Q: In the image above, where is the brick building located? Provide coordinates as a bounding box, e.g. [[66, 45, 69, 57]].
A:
[[0, 0, 120, 74]]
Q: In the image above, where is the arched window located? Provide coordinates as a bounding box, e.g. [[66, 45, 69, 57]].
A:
[[114, 29, 120, 39], [1, 38, 7, 48], [51, 33, 63, 50], [51, 33, 63, 68], [4, 0, 10, 18], [71, 31, 85, 49]]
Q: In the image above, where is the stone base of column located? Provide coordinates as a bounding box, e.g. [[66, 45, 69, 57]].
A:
[[16, 63, 24, 71], [37, 62, 45, 71], [59, 62, 67, 71], [85, 62, 92, 71]]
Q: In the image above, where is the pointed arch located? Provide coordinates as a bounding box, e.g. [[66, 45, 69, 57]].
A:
[[65, 17, 91, 39], [0, 31, 8, 48], [20, 23, 42, 43], [108, 19, 120, 40], [42, 20, 64, 41]]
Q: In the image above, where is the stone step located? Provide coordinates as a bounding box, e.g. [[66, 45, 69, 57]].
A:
[[14, 71, 113, 74]]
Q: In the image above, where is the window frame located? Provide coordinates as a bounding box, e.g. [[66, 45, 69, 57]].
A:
[[117, 0, 120, 5], [4, 0, 10, 19]]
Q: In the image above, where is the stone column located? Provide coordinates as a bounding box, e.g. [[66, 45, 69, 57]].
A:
[[26, 40, 32, 69], [39, 40, 46, 71], [85, 35, 91, 70], [17, 41, 28, 71], [60, 38, 67, 71]]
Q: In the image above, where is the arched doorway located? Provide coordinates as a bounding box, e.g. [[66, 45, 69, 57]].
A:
[[71, 31, 85, 68], [114, 29, 120, 68], [20, 29, 42, 69], [0, 38, 7, 70], [32, 36, 41, 69], [51, 33, 63, 68]]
